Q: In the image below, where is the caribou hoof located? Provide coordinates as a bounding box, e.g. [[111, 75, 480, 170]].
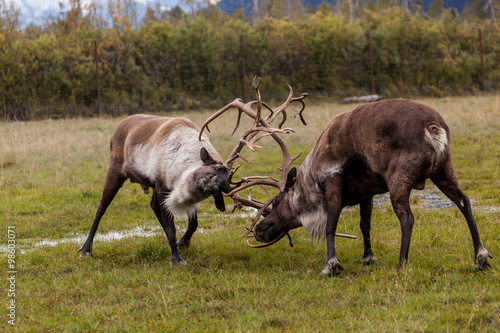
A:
[[320, 258, 343, 276], [78, 244, 92, 258], [362, 253, 378, 266], [172, 256, 188, 266], [475, 248, 493, 270], [79, 251, 92, 258]]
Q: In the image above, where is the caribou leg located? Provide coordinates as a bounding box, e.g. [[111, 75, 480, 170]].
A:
[[178, 212, 199, 249], [79, 171, 126, 256], [320, 174, 344, 276], [388, 176, 415, 269], [431, 168, 492, 269], [360, 197, 378, 266], [150, 189, 187, 265]]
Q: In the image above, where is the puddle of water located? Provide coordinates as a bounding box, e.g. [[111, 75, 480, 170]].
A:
[[229, 207, 259, 219], [2, 193, 497, 254], [0, 225, 208, 254], [349, 185, 498, 213]]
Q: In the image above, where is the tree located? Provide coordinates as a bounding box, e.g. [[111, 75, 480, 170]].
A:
[[428, 0, 443, 18], [485, 0, 498, 27], [143, 6, 160, 25], [375, 0, 396, 11], [87, 0, 107, 30], [402, 0, 408, 11], [0, 0, 20, 43], [410, 0, 425, 15], [316, 1, 331, 16], [56, 0, 83, 34], [122, 0, 139, 29], [253, 0, 260, 25], [463, 0, 487, 21]]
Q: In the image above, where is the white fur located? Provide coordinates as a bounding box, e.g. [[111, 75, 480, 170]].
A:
[[164, 165, 202, 218], [292, 151, 344, 241], [320, 164, 343, 181], [424, 126, 448, 155], [127, 125, 221, 218], [299, 208, 328, 241]]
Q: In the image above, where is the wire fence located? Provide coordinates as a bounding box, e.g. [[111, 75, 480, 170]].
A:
[[2, 23, 499, 121]]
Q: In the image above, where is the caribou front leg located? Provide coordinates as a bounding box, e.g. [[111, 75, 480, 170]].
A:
[[150, 189, 187, 266], [178, 212, 198, 249], [320, 174, 344, 276]]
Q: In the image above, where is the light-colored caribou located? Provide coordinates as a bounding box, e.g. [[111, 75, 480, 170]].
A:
[[79, 114, 230, 265]]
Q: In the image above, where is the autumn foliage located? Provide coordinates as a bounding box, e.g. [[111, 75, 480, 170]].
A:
[[0, 0, 499, 119]]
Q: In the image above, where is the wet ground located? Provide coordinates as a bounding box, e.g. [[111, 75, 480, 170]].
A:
[[3, 185, 498, 253]]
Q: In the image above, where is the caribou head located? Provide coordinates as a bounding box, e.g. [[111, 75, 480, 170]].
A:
[[199, 76, 355, 250]]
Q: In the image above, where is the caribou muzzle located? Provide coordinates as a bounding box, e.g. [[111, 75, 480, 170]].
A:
[[244, 218, 294, 248]]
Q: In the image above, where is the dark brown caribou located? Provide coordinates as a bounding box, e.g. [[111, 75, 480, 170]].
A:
[[250, 99, 492, 275], [79, 115, 230, 265]]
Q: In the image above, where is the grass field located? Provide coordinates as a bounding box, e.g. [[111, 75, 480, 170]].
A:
[[1, 95, 499, 332]]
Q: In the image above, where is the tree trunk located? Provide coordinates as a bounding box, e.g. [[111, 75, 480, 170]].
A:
[[402, 0, 409, 11], [253, 0, 260, 26], [485, 0, 498, 28]]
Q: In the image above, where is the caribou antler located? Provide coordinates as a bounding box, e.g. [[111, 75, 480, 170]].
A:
[[200, 76, 355, 248]]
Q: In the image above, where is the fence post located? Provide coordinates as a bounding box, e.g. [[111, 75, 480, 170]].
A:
[[94, 40, 102, 117], [366, 31, 375, 95], [478, 29, 486, 92]]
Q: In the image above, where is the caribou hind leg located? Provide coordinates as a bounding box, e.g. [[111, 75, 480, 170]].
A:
[[387, 176, 415, 269], [431, 169, 492, 269], [360, 197, 378, 266], [150, 189, 187, 265], [79, 171, 126, 256]]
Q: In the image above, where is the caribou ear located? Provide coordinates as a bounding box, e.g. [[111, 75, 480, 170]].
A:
[[213, 193, 226, 212], [285, 167, 297, 191], [200, 147, 217, 165]]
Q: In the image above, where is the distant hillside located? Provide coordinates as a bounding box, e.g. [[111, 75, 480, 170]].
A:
[[219, 0, 471, 16]]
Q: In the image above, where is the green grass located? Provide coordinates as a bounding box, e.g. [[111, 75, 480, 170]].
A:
[[1, 95, 500, 332]]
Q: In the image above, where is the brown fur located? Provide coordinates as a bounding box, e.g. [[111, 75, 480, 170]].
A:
[[254, 99, 491, 275]]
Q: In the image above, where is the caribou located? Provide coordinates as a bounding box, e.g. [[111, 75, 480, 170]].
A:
[[253, 99, 492, 275], [79, 115, 230, 265], [200, 79, 492, 276]]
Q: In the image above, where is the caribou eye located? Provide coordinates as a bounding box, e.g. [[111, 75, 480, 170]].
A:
[[272, 193, 283, 207]]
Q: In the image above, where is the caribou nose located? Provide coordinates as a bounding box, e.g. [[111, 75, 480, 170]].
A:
[[254, 220, 274, 242]]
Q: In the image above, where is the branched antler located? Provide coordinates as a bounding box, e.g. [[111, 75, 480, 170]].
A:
[[199, 76, 306, 215], [200, 76, 354, 247]]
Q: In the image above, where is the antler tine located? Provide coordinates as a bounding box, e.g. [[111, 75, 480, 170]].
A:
[[293, 93, 309, 126], [264, 85, 309, 129], [200, 77, 311, 247], [240, 196, 274, 238], [225, 178, 281, 197], [265, 83, 294, 122], [278, 110, 287, 129], [230, 193, 272, 216], [253, 75, 262, 128], [198, 98, 259, 142], [199, 99, 240, 141], [231, 110, 244, 137]]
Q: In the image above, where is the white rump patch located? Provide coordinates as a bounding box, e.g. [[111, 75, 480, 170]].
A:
[[424, 126, 448, 155], [299, 208, 328, 241]]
